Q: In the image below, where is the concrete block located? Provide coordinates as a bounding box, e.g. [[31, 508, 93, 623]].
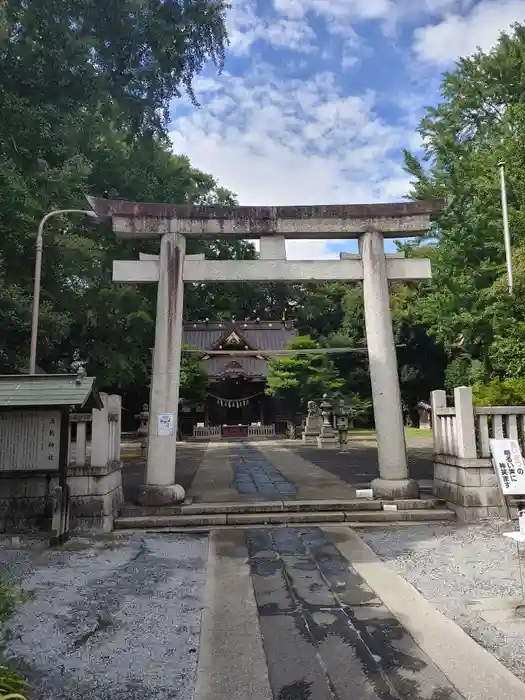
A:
[[115, 514, 228, 529], [69, 485, 122, 519], [68, 467, 122, 498], [24, 476, 56, 498], [284, 500, 382, 512], [434, 462, 453, 483], [0, 478, 26, 498], [459, 485, 503, 508], [71, 514, 114, 534], [453, 505, 490, 522], [480, 469, 499, 488], [182, 501, 284, 515], [457, 468, 481, 487], [433, 479, 459, 504], [226, 511, 345, 525], [345, 510, 401, 522]]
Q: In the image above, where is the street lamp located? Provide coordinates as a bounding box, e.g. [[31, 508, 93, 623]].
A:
[[28, 208, 98, 375], [498, 162, 514, 295]]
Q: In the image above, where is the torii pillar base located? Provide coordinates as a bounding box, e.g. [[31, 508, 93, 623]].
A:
[[371, 478, 420, 500], [137, 483, 185, 507]]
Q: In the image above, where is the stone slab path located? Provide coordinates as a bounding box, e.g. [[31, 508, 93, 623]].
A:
[[245, 527, 462, 700], [4, 527, 525, 700], [121, 439, 434, 505]]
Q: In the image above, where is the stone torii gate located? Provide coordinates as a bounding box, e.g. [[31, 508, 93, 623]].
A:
[[88, 197, 444, 506]]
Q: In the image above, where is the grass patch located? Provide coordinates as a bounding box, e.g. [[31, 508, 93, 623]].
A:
[[0, 578, 30, 700], [347, 428, 433, 445]]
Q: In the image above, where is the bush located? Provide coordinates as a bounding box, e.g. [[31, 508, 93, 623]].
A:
[[445, 355, 486, 391], [472, 378, 525, 406], [0, 578, 28, 700], [0, 665, 28, 699]]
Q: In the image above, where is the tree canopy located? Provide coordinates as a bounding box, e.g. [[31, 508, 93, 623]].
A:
[[4, 7, 525, 421], [401, 22, 525, 402]]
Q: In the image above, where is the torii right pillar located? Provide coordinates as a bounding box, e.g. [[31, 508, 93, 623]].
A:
[[360, 230, 419, 500]]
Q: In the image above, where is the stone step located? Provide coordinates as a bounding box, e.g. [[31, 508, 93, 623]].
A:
[[119, 497, 446, 519], [114, 508, 455, 530]]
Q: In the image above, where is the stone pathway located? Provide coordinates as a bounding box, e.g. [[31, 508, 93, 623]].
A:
[[230, 443, 297, 498], [120, 439, 433, 505], [246, 527, 462, 700]]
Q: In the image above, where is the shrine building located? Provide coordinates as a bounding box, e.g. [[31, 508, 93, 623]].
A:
[[179, 320, 296, 437]]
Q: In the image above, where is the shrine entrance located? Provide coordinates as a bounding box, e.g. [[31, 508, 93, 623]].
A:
[[208, 379, 259, 425], [89, 196, 444, 508]]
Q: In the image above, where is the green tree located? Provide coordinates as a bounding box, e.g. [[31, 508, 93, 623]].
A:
[[265, 335, 344, 421], [179, 346, 208, 407], [402, 23, 525, 390], [0, 0, 278, 395]]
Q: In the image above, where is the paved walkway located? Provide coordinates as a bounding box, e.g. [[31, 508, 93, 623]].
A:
[[3, 527, 525, 700], [121, 440, 434, 504]]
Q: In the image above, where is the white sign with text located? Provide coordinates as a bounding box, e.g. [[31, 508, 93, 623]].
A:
[[156, 413, 175, 437], [490, 439, 525, 496]]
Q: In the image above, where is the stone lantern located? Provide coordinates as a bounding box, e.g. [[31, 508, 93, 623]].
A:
[[335, 397, 349, 448], [136, 403, 150, 458], [317, 394, 338, 449]]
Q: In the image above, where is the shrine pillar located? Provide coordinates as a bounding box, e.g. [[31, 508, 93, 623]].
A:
[[360, 230, 419, 499], [137, 232, 186, 505]]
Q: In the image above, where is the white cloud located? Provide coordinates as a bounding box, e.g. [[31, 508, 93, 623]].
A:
[[274, 0, 393, 22], [228, 0, 317, 55], [413, 0, 525, 65], [170, 66, 413, 259]]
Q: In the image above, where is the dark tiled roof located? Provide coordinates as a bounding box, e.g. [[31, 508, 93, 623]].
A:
[[182, 321, 295, 351], [205, 356, 268, 379], [182, 321, 296, 378]]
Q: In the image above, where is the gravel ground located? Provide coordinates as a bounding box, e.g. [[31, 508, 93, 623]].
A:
[[0, 532, 208, 700], [361, 520, 525, 683]]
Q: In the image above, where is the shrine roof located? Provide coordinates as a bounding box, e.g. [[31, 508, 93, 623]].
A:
[[0, 374, 101, 409], [206, 356, 268, 379], [183, 321, 296, 352], [183, 321, 296, 379]]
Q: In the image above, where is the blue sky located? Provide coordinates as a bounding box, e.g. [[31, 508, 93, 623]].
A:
[[170, 0, 525, 259]]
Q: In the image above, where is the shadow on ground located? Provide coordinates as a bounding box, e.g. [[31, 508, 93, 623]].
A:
[[291, 443, 434, 486]]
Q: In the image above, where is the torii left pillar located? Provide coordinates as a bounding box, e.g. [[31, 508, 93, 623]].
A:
[[138, 232, 186, 505]]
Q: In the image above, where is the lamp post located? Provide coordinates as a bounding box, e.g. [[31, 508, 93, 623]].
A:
[[498, 162, 514, 295], [29, 209, 98, 374]]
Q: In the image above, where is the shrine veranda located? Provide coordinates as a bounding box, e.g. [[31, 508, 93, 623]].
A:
[[87, 197, 445, 507]]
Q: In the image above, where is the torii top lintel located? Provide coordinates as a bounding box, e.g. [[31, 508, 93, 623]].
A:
[[86, 196, 445, 240]]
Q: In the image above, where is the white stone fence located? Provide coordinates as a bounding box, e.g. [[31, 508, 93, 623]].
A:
[[191, 424, 276, 438], [70, 394, 122, 468], [193, 425, 221, 438], [68, 393, 123, 532], [248, 424, 276, 437], [431, 386, 525, 520]]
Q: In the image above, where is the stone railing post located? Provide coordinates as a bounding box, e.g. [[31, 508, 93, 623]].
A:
[[430, 389, 446, 455], [107, 394, 122, 463], [67, 392, 123, 533], [454, 386, 477, 459], [91, 392, 110, 468]]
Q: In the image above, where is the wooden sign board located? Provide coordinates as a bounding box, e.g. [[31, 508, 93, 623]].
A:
[[0, 410, 61, 472]]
